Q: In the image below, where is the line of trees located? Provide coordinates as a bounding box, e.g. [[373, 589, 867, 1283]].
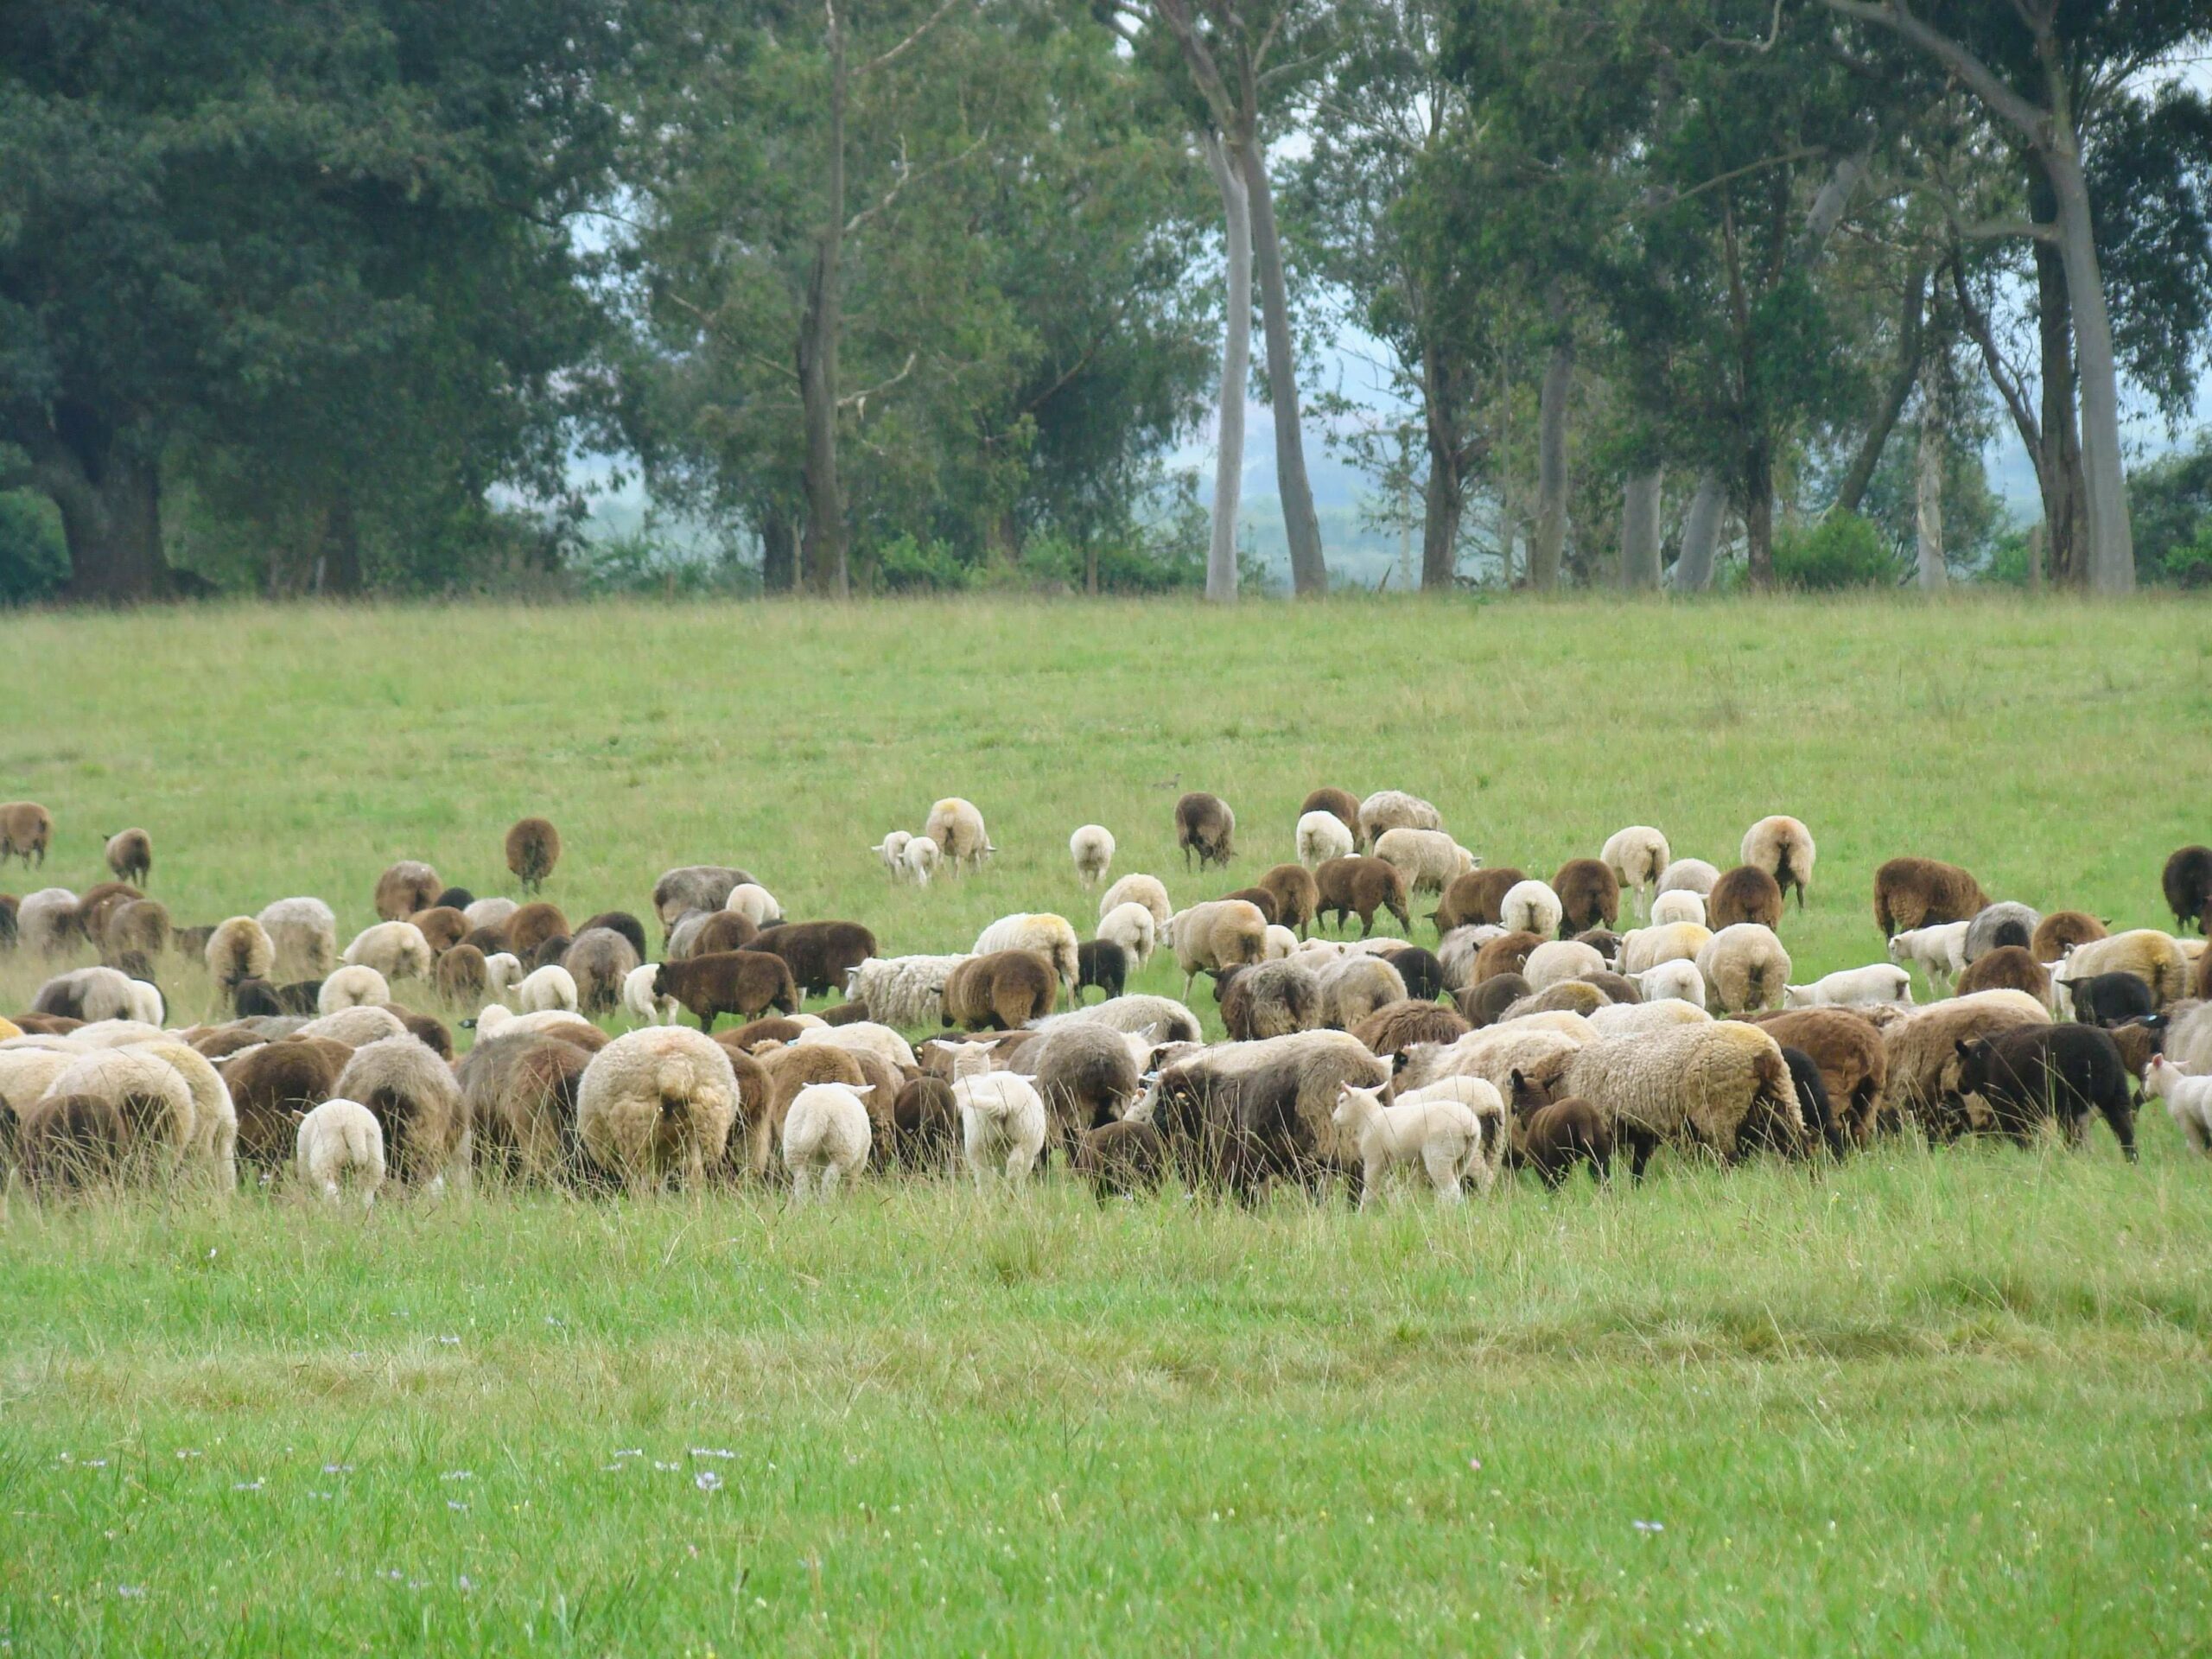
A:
[[3, 1, 2208, 603]]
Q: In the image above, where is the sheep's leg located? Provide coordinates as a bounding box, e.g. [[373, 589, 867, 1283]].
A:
[[1005, 1145, 1035, 1183], [1356, 1155, 1385, 1211], [818, 1164, 842, 1200], [789, 1166, 810, 1206], [1422, 1145, 1464, 1205]]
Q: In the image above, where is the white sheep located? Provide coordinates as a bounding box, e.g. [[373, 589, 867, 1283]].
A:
[[134, 1039, 237, 1189], [483, 951, 524, 995], [1262, 924, 1299, 962], [1357, 790, 1443, 849], [1373, 827, 1479, 895], [796, 1020, 917, 1071], [318, 964, 391, 1014], [973, 913, 1081, 992], [1523, 940, 1605, 994], [295, 1098, 386, 1209], [901, 836, 940, 886], [2144, 1056, 2212, 1154], [1099, 873, 1172, 929], [1096, 902, 1157, 968], [1296, 810, 1355, 869], [1695, 923, 1793, 1014], [1499, 880, 1564, 939], [470, 1003, 593, 1040], [782, 1083, 874, 1203], [1783, 964, 1912, 1008], [924, 797, 994, 872], [1649, 888, 1706, 929], [1332, 1079, 1488, 1207], [463, 896, 518, 933], [1618, 923, 1713, 976], [1600, 827, 1672, 918], [1633, 960, 1707, 1007], [1656, 858, 1721, 899], [1588, 998, 1713, 1036], [342, 921, 433, 982], [843, 954, 969, 1028], [622, 963, 681, 1025], [17, 888, 79, 957], [124, 979, 163, 1027], [575, 1026, 740, 1192], [1070, 824, 1116, 888], [297, 1005, 410, 1046], [257, 896, 339, 979], [1740, 815, 1816, 908], [512, 964, 580, 1014], [724, 883, 784, 927], [872, 830, 913, 878], [946, 1041, 1047, 1186]]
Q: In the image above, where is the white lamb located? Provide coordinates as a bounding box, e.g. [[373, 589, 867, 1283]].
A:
[[318, 964, 391, 1015], [1374, 827, 1479, 895], [782, 1083, 874, 1203], [1332, 1079, 1488, 1207], [1649, 888, 1706, 929], [512, 963, 580, 1014], [901, 836, 940, 886], [973, 913, 1080, 991], [945, 1041, 1046, 1187], [295, 1098, 386, 1209], [1096, 902, 1157, 968], [1600, 826, 1672, 918], [1523, 940, 1606, 993], [1783, 964, 1912, 1008], [1296, 810, 1355, 868], [872, 830, 912, 878], [483, 951, 525, 996], [1070, 825, 1116, 888], [623, 963, 681, 1025], [2144, 1056, 2212, 1154], [1499, 880, 1564, 939], [1886, 922, 1970, 993], [1633, 959, 1707, 1006], [724, 883, 783, 926], [1098, 873, 1172, 929], [1262, 925, 1298, 962]]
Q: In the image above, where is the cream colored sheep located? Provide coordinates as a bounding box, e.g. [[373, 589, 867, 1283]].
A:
[[464, 896, 519, 933], [1316, 954, 1408, 1029], [844, 954, 969, 1027], [902, 836, 940, 885], [972, 913, 1080, 992], [295, 1098, 386, 1208], [1097, 902, 1157, 968], [206, 915, 275, 988], [318, 964, 391, 1015], [1332, 1079, 1487, 1207], [1632, 959, 1707, 1006], [1398, 1024, 1586, 1099], [1499, 880, 1563, 939], [575, 1027, 740, 1192], [1523, 940, 1605, 994], [725, 883, 784, 927], [483, 951, 524, 996], [512, 964, 580, 1014], [1164, 899, 1268, 999], [17, 887, 79, 957], [1619, 922, 1713, 976], [1601, 826, 1672, 918], [38, 1048, 196, 1180], [1099, 873, 1172, 929], [2060, 929, 2192, 1008], [782, 1083, 874, 1203], [1357, 790, 1442, 849], [1740, 816, 1815, 908], [1656, 858, 1721, 899], [1070, 824, 1116, 888], [134, 1039, 238, 1190], [1650, 889, 1706, 929], [1262, 924, 1298, 962], [1030, 995, 1202, 1046], [257, 897, 339, 979], [796, 1020, 917, 1071], [1587, 998, 1713, 1037], [1783, 964, 1911, 1008], [925, 798, 994, 872], [1563, 1020, 1804, 1170], [872, 830, 913, 878], [343, 921, 433, 982], [1297, 810, 1355, 868], [1374, 828, 1478, 896], [298, 1005, 410, 1046], [1695, 924, 1792, 1014]]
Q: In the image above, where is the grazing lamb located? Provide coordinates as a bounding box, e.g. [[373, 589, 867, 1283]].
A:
[[756, 920, 880, 999], [943, 950, 1059, 1030], [2163, 847, 2212, 931], [1631, 959, 1707, 1007], [1954, 1025, 2136, 1159], [1872, 857, 1991, 938], [333, 1034, 466, 1190], [1515, 1089, 1614, 1187], [873, 830, 913, 879], [1499, 880, 1564, 940], [343, 921, 434, 982], [1070, 824, 1116, 888], [1357, 790, 1442, 849], [943, 1042, 1047, 1186], [844, 954, 969, 1029], [482, 951, 524, 997], [373, 861, 442, 921], [295, 1099, 386, 1208], [513, 963, 582, 1015], [1097, 901, 1158, 969], [1375, 828, 1478, 897], [104, 828, 152, 887], [1563, 1020, 1805, 1173], [0, 801, 54, 867], [575, 1026, 740, 1192], [1656, 858, 1721, 899], [1694, 924, 1791, 1014], [782, 1083, 873, 1202], [924, 798, 994, 872], [724, 884, 784, 928], [206, 915, 276, 990], [2144, 1055, 2212, 1153], [1783, 963, 1912, 1008], [1173, 791, 1236, 870], [1707, 865, 1783, 931], [1314, 857, 1411, 938], [1297, 810, 1355, 869], [1099, 873, 1173, 929], [1523, 940, 1606, 995], [973, 913, 1080, 993], [899, 836, 940, 885], [1332, 1080, 1488, 1207], [1740, 816, 1815, 908], [1601, 827, 1671, 918], [1887, 921, 1971, 993], [1964, 901, 2042, 963]]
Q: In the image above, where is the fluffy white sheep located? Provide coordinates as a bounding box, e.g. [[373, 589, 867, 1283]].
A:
[[469, 1004, 593, 1041], [1587, 998, 1713, 1036], [1656, 858, 1721, 899], [463, 896, 519, 933], [1315, 954, 1408, 1029], [1374, 827, 1479, 895], [483, 951, 524, 995], [257, 897, 339, 979], [1783, 963, 1912, 1008], [17, 888, 79, 957], [1499, 880, 1564, 939], [34, 966, 141, 1024], [205, 915, 274, 987], [295, 1098, 385, 1208], [796, 1020, 917, 1071], [1164, 899, 1268, 999], [1601, 826, 1672, 918], [1030, 995, 1202, 1046], [1296, 810, 1355, 869], [1262, 924, 1298, 962], [1649, 888, 1707, 929], [972, 913, 1081, 992], [1886, 921, 1970, 992], [1632, 960, 1708, 1007], [872, 830, 913, 878], [1099, 873, 1172, 929], [512, 964, 579, 1014], [1618, 923, 1713, 976], [1740, 816, 1816, 907], [39, 1048, 195, 1179], [924, 798, 994, 872], [1070, 824, 1116, 888], [342, 921, 433, 982], [575, 1026, 740, 1191], [135, 1039, 237, 1189], [782, 1083, 874, 1202], [843, 954, 969, 1029], [622, 962, 681, 1025], [945, 1041, 1047, 1185], [1357, 790, 1442, 849], [318, 964, 391, 1014], [724, 883, 784, 927], [902, 836, 940, 885], [1695, 924, 1793, 1014], [296, 1005, 410, 1046], [1096, 902, 1157, 968], [1522, 940, 1605, 994], [1332, 1079, 1489, 1206], [2145, 1056, 2212, 1154]]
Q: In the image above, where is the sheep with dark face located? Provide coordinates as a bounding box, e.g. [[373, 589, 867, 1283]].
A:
[[1954, 1025, 2136, 1160], [505, 817, 562, 892], [2164, 846, 2212, 931], [2058, 970, 2156, 1028], [1382, 945, 1446, 1002], [1140, 1030, 1390, 1199], [104, 828, 152, 887], [1174, 792, 1236, 870], [652, 951, 800, 1032]]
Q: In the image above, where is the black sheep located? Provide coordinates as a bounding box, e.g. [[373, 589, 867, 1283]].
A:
[[1954, 1025, 2137, 1160], [1076, 938, 1128, 1003], [2061, 970, 2156, 1028]]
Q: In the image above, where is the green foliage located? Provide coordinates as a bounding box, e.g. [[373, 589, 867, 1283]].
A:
[[0, 488, 67, 603], [2131, 429, 2212, 587], [1773, 512, 1902, 589]]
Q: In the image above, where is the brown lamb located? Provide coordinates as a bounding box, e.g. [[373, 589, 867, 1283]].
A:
[[1175, 791, 1236, 870], [1314, 856, 1411, 937], [1257, 863, 1320, 938], [652, 950, 800, 1032], [1553, 859, 1621, 935]]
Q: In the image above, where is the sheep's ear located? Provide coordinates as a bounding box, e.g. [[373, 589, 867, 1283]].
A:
[[850, 1084, 874, 1099]]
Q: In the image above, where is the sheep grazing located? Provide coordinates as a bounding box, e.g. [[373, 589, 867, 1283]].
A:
[[103, 827, 152, 887], [2164, 846, 2212, 931], [1099, 873, 1172, 929], [1743, 1007, 1888, 1147], [333, 1034, 465, 1189], [1219, 959, 1324, 1039], [1514, 1088, 1614, 1187], [756, 920, 880, 999], [407, 906, 468, 955], [1548, 859, 1618, 935], [724, 884, 783, 929], [1375, 828, 1478, 897], [31, 966, 145, 1025], [1457, 972, 1531, 1027], [2062, 930, 2191, 1009], [924, 797, 995, 873], [1141, 1031, 1389, 1198], [1955, 1025, 2136, 1159], [562, 928, 641, 1014], [510, 963, 580, 1015], [1357, 790, 1442, 850], [972, 913, 1080, 993], [1296, 810, 1356, 869], [1740, 816, 1815, 908], [1316, 953, 1409, 1030], [621, 962, 682, 1026], [343, 921, 433, 982], [872, 830, 913, 879], [1632, 959, 1707, 1006], [36, 1049, 197, 1183], [1952, 945, 2050, 1004], [2057, 969, 2155, 1028], [652, 867, 754, 938], [1074, 1120, 1167, 1199], [300, 1003, 411, 1047], [506, 901, 570, 961], [1886, 921, 1970, 994], [1872, 857, 1991, 938], [17, 1093, 127, 1192], [651, 950, 798, 1031], [1434, 868, 1525, 932], [1032, 994, 1203, 1046], [576, 1026, 740, 1192], [1221, 886, 1279, 925], [1069, 823, 1116, 888], [1076, 938, 1128, 1003], [1880, 989, 2051, 1139], [2031, 910, 2107, 962], [1964, 901, 2041, 963], [1027, 1020, 1141, 1147], [504, 817, 561, 893], [1694, 924, 1791, 1014], [1164, 899, 1268, 997], [1332, 1080, 1488, 1207], [1300, 786, 1363, 846], [1349, 999, 1470, 1067], [436, 944, 489, 1005], [782, 1083, 873, 1203], [941, 1041, 1048, 1186], [1564, 1020, 1804, 1174], [943, 950, 1058, 1030], [902, 836, 941, 885], [741, 1042, 862, 1177], [223, 1036, 352, 1165], [1498, 880, 1564, 940], [1313, 856, 1411, 938], [1174, 791, 1236, 871], [1097, 901, 1158, 970], [373, 861, 442, 922], [1600, 827, 1670, 918], [206, 916, 276, 990], [1255, 863, 1320, 939], [1782, 963, 1911, 1009], [0, 801, 54, 868], [1469, 930, 1544, 986], [1655, 858, 1720, 900], [1523, 940, 1605, 995], [843, 955, 969, 1029], [1649, 888, 1706, 929], [1382, 944, 1446, 1002], [1707, 865, 1783, 931], [686, 911, 762, 958], [2144, 1055, 2212, 1153], [295, 1099, 386, 1208]]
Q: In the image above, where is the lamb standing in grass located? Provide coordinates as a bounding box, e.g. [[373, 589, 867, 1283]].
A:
[[782, 1083, 874, 1203], [1499, 880, 1564, 940], [623, 963, 682, 1025], [1070, 825, 1116, 888], [1783, 964, 1912, 1008], [296, 1098, 386, 1208], [1888, 922, 1970, 994], [946, 1041, 1047, 1186], [2144, 1056, 2212, 1154], [1332, 1079, 1489, 1206], [1097, 901, 1158, 969], [873, 830, 913, 879], [902, 835, 940, 885]]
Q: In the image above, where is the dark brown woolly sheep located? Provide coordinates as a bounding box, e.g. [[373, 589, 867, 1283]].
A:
[[1778, 1047, 1840, 1154], [435, 887, 475, 913], [652, 950, 800, 1032], [389, 1007, 454, 1059], [103, 898, 169, 964], [716, 1046, 773, 1176], [1456, 972, 1531, 1027], [579, 911, 649, 960], [528, 934, 573, 971], [1218, 960, 1323, 1040], [1553, 859, 1621, 935], [458, 1029, 597, 1183], [505, 817, 562, 893], [819, 1001, 874, 1027], [687, 911, 760, 957], [943, 950, 1058, 1031], [230, 978, 286, 1019], [1580, 969, 1643, 1004], [1257, 864, 1320, 938], [1031, 1022, 1141, 1147], [1299, 788, 1363, 845], [436, 944, 488, 1005], [507, 902, 570, 959], [2061, 970, 2157, 1028], [564, 927, 642, 1014], [1470, 930, 1544, 985], [373, 861, 442, 922], [755, 920, 879, 998], [408, 906, 468, 955], [10, 1013, 83, 1036], [1075, 1119, 1167, 1199], [1077, 938, 1128, 1003], [1954, 1025, 2136, 1158], [1175, 791, 1236, 870], [1955, 945, 2051, 1003], [2164, 846, 2212, 931], [1382, 945, 1446, 1002], [1350, 999, 1471, 1068], [887, 1075, 960, 1169], [105, 828, 152, 887], [1314, 856, 1411, 937], [1220, 886, 1280, 924], [2031, 910, 2107, 962], [747, 1043, 865, 1179], [1742, 1007, 1888, 1146], [1508, 1077, 1611, 1187], [0, 802, 54, 868], [272, 980, 324, 1014], [722, 1015, 812, 1052], [1434, 867, 1525, 932], [18, 1092, 126, 1192], [1707, 865, 1783, 931], [1575, 928, 1624, 963], [225, 1036, 352, 1166], [1873, 856, 1992, 938], [1146, 1032, 1387, 1199], [462, 925, 510, 957]]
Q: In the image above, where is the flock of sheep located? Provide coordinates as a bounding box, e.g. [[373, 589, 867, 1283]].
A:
[[2, 789, 2210, 1211]]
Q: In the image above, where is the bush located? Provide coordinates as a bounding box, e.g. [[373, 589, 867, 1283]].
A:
[[0, 491, 68, 604], [1774, 512, 1904, 589], [875, 532, 974, 594]]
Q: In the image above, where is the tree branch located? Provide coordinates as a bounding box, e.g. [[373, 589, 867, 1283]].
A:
[[837, 352, 918, 416], [842, 130, 991, 236], [1813, 0, 2052, 148], [857, 0, 968, 79], [1950, 255, 2041, 454]]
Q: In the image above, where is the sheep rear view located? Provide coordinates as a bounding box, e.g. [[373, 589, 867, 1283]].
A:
[[1174, 792, 1236, 870], [505, 817, 562, 892]]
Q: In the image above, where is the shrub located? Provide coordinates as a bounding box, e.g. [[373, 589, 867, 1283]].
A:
[[1774, 512, 1904, 589]]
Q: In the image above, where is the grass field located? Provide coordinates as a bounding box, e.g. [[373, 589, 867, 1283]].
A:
[[3, 593, 2211, 1654]]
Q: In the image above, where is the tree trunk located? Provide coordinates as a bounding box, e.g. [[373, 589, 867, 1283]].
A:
[[1202, 133, 1250, 605], [1530, 326, 1573, 592], [52, 446, 168, 604], [797, 40, 849, 598], [1915, 358, 1946, 589], [760, 505, 798, 593], [1236, 143, 1325, 597], [1742, 442, 1775, 588], [2044, 143, 2134, 592], [1671, 475, 1724, 590], [1421, 448, 1460, 591], [2032, 230, 2088, 588], [321, 489, 363, 596], [1621, 468, 1662, 589], [1834, 264, 1926, 517], [1084, 541, 1098, 596]]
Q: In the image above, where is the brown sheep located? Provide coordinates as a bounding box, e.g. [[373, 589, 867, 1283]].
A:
[[887, 1075, 960, 1169], [819, 1001, 874, 1026], [1350, 999, 1471, 1068], [1299, 787, 1363, 846], [462, 925, 510, 957], [1707, 865, 1783, 931], [1029, 1021, 1141, 1148], [652, 951, 800, 1032], [1314, 856, 1410, 937], [1434, 867, 1525, 932], [1880, 991, 2050, 1138], [747, 1043, 865, 1179], [104, 828, 152, 887], [1502, 982, 1606, 1020], [528, 934, 574, 971], [436, 944, 488, 1005], [2108, 1020, 2164, 1084], [1075, 1119, 1167, 1199], [506, 901, 571, 960], [505, 817, 562, 893], [942, 950, 1058, 1031], [461, 1031, 594, 1184], [1552, 859, 1620, 936], [563, 926, 641, 1014], [578, 911, 650, 960], [1873, 857, 1992, 938], [1739, 1007, 1888, 1146], [2031, 910, 2107, 962], [754, 920, 879, 998], [0, 802, 54, 868], [1257, 864, 1319, 938], [718, 1046, 773, 1177], [408, 906, 468, 955], [1580, 969, 1643, 1004], [1508, 1076, 1612, 1187], [1955, 945, 2051, 1003], [74, 881, 143, 944], [1220, 887, 1279, 925], [721, 1015, 812, 1052], [103, 898, 169, 965], [2164, 846, 2212, 931], [389, 1006, 454, 1059], [919, 1029, 1039, 1078], [333, 1035, 466, 1186], [373, 861, 442, 922], [1471, 930, 1544, 985], [224, 1036, 353, 1166], [1456, 973, 1531, 1027], [17, 1093, 126, 1192], [1175, 791, 1236, 870]]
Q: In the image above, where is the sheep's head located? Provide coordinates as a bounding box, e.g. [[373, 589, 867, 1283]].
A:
[[1332, 1081, 1385, 1130], [652, 963, 673, 998], [1782, 985, 1812, 1007]]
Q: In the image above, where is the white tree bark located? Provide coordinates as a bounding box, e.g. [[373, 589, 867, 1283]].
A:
[[1915, 359, 1946, 590], [1671, 476, 1725, 590], [1622, 468, 1662, 589], [1530, 331, 1572, 591], [1202, 133, 1250, 604]]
